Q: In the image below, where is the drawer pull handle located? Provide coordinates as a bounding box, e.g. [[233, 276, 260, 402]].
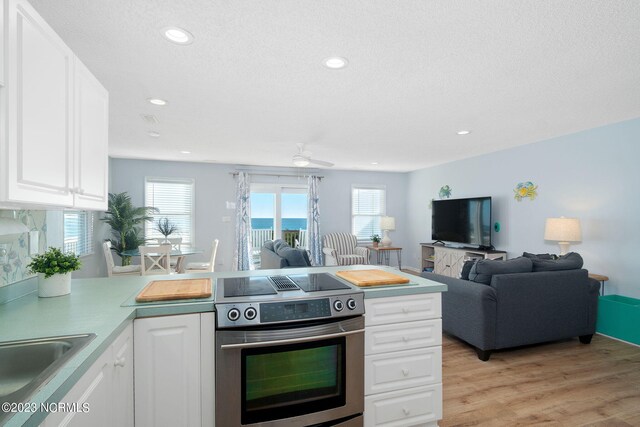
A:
[[402, 368, 409, 376], [402, 336, 408, 342], [402, 307, 409, 314], [403, 407, 411, 416], [114, 356, 126, 367]]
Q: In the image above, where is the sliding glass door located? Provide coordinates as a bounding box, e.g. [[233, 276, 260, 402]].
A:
[[250, 185, 308, 259]]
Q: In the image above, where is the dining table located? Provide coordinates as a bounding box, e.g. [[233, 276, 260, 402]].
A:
[[121, 247, 204, 274]]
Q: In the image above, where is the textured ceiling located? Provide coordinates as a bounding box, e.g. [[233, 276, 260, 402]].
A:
[[29, 0, 640, 172]]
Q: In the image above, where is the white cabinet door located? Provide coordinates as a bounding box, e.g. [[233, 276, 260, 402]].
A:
[[135, 314, 202, 427], [364, 384, 442, 427], [42, 324, 133, 427], [365, 293, 441, 326], [1, 0, 5, 86], [112, 323, 134, 427], [73, 58, 108, 210], [4, 0, 74, 206]]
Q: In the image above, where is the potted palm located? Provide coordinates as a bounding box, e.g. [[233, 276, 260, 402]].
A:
[[102, 192, 156, 266], [28, 247, 81, 297], [371, 234, 381, 248]]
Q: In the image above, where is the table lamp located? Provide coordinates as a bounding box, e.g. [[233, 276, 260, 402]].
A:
[[544, 217, 581, 255], [380, 216, 395, 247]]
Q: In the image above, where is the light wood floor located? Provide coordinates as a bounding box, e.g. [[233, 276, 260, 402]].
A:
[[440, 334, 640, 426]]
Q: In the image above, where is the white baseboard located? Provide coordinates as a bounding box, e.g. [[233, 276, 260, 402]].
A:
[[403, 266, 421, 273]]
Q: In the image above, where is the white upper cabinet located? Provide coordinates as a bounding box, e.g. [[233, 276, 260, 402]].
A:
[[0, 0, 108, 210], [73, 58, 108, 209]]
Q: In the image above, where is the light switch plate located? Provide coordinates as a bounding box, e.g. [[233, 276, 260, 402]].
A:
[[222, 216, 231, 223], [226, 201, 236, 210]]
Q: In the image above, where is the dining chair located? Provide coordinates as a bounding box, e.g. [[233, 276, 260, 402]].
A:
[[139, 244, 172, 275], [185, 239, 219, 273], [103, 241, 141, 277], [167, 237, 182, 251]]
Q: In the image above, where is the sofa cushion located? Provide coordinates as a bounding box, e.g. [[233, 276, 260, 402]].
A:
[[273, 239, 289, 253], [522, 252, 556, 260], [337, 254, 366, 265], [528, 252, 584, 272], [276, 246, 308, 266], [468, 257, 533, 285], [460, 260, 476, 280], [262, 240, 274, 251]]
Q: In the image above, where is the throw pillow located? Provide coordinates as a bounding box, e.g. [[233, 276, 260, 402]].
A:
[[468, 257, 534, 285], [273, 239, 289, 252], [263, 240, 275, 251], [530, 252, 583, 272], [460, 260, 476, 280], [522, 252, 556, 260], [277, 247, 308, 266]]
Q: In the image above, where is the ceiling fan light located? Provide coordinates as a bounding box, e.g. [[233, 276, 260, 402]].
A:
[[293, 155, 310, 167]]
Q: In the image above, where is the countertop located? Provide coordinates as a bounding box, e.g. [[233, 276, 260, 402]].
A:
[[0, 265, 445, 426]]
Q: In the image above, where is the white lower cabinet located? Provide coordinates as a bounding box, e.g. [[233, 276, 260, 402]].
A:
[[41, 323, 134, 427], [134, 313, 213, 427], [364, 293, 443, 427]]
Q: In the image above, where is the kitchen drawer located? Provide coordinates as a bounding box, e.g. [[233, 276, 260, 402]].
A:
[[365, 347, 442, 395], [365, 293, 441, 327], [364, 384, 442, 427], [365, 319, 441, 355]]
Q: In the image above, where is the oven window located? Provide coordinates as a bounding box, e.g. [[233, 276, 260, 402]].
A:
[[242, 337, 346, 424]]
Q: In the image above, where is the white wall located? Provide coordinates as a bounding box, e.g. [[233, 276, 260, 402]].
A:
[[88, 159, 408, 273], [406, 118, 640, 298]]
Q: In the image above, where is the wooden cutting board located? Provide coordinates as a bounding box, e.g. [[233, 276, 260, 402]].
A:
[[336, 270, 410, 287], [136, 278, 212, 302]]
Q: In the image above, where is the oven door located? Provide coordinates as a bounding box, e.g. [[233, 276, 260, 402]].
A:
[[216, 316, 364, 427]]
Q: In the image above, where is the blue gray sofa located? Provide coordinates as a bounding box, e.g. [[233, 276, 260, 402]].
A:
[[260, 239, 311, 269], [421, 253, 600, 361]]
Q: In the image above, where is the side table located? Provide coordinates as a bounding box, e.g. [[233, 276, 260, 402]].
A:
[[367, 246, 402, 270], [589, 273, 609, 296]]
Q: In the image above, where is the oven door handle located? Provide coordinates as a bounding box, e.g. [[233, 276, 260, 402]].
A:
[[219, 328, 365, 350]]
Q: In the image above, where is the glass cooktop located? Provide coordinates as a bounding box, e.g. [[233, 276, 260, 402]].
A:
[[220, 273, 352, 298]]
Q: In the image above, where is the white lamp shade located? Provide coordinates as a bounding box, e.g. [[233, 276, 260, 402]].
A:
[[544, 217, 581, 242], [380, 216, 396, 231]]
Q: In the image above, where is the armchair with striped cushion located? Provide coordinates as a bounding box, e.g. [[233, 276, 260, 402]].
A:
[[322, 233, 370, 266]]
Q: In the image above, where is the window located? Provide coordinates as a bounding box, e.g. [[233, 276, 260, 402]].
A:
[[352, 186, 386, 242], [63, 211, 94, 256], [145, 177, 195, 245]]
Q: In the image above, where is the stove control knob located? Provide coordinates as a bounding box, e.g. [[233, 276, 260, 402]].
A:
[[333, 300, 344, 312], [227, 308, 241, 321], [347, 298, 357, 310], [244, 307, 257, 320]]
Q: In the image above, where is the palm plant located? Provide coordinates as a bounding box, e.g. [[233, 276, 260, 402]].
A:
[[102, 192, 156, 266]]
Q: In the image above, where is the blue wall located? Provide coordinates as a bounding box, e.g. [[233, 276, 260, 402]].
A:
[[406, 118, 640, 298]]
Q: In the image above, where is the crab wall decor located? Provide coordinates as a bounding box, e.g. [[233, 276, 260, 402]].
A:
[[439, 185, 452, 199], [514, 181, 538, 201]]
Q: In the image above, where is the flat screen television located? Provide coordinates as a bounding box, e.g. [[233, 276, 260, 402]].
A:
[[432, 197, 492, 247]]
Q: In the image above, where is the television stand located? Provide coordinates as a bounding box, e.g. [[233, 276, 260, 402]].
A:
[[419, 243, 507, 278]]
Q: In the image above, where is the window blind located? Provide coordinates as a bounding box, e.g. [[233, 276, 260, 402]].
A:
[[63, 211, 94, 256], [144, 177, 195, 245], [352, 187, 386, 242]]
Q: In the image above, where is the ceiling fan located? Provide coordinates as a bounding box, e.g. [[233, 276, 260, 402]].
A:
[[292, 143, 334, 167]]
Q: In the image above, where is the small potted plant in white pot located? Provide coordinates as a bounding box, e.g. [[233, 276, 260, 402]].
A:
[[27, 247, 81, 298], [371, 234, 381, 248], [155, 217, 178, 244]]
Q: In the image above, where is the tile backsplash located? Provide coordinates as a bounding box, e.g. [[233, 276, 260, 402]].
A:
[[0, 210, 47, 288]]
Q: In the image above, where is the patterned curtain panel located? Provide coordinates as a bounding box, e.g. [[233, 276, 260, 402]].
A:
[[233, 172, 254, 271], [307, 175, 323, 266]]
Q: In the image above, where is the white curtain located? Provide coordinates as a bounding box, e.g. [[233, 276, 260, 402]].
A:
[[233, 172, 254, 270], [307, 176, 322, 266]]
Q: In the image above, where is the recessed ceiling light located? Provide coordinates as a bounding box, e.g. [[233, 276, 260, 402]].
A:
[[148, 131, 160, 138], [324, 57, 348, 69], [162, 27, 194, 45], [147, 98, 168, 106], [457, 130, 471, 135], [180, 150, 191, 154], [371, 162, 379, 165]]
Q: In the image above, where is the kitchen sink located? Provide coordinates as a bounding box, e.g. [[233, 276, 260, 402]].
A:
[[0, 333, 95, 422]]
